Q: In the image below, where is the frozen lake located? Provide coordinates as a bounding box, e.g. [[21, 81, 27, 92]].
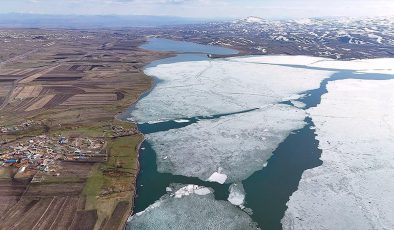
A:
[[125, 38, 394, 230]]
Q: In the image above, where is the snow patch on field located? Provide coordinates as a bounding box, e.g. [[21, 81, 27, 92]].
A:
[[282, 79, 394, 230]]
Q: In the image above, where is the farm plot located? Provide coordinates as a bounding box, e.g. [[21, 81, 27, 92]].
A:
[[0, 83, 12, 97], [0, 179, 28, 215], [0, 195, 83, 230], [62, 93, 118, 106], [15, 85, 43, 99], [19, 66, 60, 84], [26, 95, 56, 111], [0, 161, 94, 230]]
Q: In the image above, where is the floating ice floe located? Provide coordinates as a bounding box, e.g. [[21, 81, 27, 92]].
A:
[[228, 183, 246, 206], [148, 105, 307, 182], [282, 79, 394, 230], [133, 57, 333, 122], [145, 120, 163, 124], [127, 184, 260, 230], [208, 170, 228, 184], [174, 185, 211, 198], [132, 56, 334, 182], [174, 119, 190, 123]]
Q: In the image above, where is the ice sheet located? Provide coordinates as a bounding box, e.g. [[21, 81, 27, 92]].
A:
[[282, 79, 394, 230], [233, 56, 394, 75], [132, 56, 333, 182], [147, 104, 306, 182], [133, 58, 333, 122], [311, 58, 394, 73], [127, 185, 260, 230], [290, 100, 306, 109], [233, 55, 328, 66]]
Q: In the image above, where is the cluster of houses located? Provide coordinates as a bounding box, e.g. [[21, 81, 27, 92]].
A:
[[0, 134, 106, 178]]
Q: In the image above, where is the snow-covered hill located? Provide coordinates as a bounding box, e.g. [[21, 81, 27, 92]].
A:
[[158, 16, 394, 59]]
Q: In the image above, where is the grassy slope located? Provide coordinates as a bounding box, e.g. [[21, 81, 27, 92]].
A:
[[82, 125, 142, 229]]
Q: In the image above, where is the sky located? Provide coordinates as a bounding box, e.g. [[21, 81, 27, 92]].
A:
[[0, 0, 394, 19]]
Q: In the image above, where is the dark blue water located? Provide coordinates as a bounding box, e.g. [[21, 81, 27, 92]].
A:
[[127, 38, 394, 230], [141, 38, 238, 55], [141, 38, 237, 68], [243, 117, 321, 230], [138, 108, 259, 134], [146, 53, 209, 68]]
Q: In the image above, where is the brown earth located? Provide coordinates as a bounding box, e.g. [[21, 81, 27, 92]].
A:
[[0, 29, 170, 230]]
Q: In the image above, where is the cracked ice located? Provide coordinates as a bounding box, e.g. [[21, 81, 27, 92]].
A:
[[131, 56, 333, 182], [282, 79, 394, 230]]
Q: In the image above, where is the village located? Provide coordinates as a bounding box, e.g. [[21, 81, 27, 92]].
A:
[[0, 132, 106, 179], [0, 122, 138, 179]]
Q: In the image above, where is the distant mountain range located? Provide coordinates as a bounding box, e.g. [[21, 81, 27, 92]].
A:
[[0, 13, 211, 28], [150, 16, 394, 59]]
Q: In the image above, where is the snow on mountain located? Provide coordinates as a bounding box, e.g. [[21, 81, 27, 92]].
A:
[[243, 16, 265, 24]]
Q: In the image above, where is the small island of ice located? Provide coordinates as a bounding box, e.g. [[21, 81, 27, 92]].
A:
[[228, 183, 246, 206]]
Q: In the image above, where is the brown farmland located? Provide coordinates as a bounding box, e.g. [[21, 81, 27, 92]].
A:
[[0, 28, 170, 230]]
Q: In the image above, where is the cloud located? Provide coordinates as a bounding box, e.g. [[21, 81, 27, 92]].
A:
[[2, 0, 394, 19], [104, 0, 201, 3]]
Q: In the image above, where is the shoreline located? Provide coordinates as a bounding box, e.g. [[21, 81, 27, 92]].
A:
[[116, 46, 175, 229], [121, 135, 145, 230], [119, 135, 145, 230]]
